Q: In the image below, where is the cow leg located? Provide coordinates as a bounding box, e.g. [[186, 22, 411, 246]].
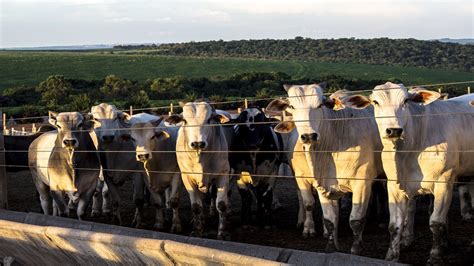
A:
[[149, 190, 165, 231], [402, 198, 416, 246], [262, 185, 273, 230], [428, 182, 453, 264], [101, 182, 111, 215], [132, 174, 145, 228], [317, 189, 339, 252], [50, 190, 68, 217], [385, 183, 408, 262], [349, 183, 371, 255], [216, 175, 230, 240], [238, 187, 252, 226], [91, 179, 104, 217], [104, 179, 122, 225], [169, 173, 182, 233], [209, 181, 217, 218], [182, 174, 204, 237], [296, 179, 315, 238], [459, 185, 472, 220], [77, 186, 96, 220], [296, 189, 305, 229], [37, 183, 52, 215]]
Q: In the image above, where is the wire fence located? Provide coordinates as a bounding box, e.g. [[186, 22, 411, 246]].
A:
[[2, 80, 474, 186]]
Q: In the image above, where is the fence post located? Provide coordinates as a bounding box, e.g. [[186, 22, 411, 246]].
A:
[[32, 123, 37, 133], [237, 108, 242, 114], [438, 88, 442, 94], [0, 111, 8, 209], [468, 86, 471, 94], [2, 113, 5, 135], [169, 103, 174, 116], [129, 106, 133, 116], [244, 99, 248, 109]]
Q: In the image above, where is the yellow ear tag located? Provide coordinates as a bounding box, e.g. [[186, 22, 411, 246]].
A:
[[240, 171, 253, 185]]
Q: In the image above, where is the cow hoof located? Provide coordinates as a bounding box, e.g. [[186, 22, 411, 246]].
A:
[[427, 255, 444, 265], [325, 242, 337, 253], [171, 223, 182, 233], [91, 210, 100, 218], [217, 231, 231, 241], [296, 222, 304, 229], [190, 231, 203, 238], [153, 223, 165, 231], [351, 244, 363, 255], [461, 213, 472, 221], [385, 249, 399, 262]]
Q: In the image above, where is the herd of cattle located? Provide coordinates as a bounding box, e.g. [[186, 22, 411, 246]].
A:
[[26, 82, 474, 263]]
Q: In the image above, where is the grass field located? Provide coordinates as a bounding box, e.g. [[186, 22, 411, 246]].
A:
[[1, 51, 473, 90]]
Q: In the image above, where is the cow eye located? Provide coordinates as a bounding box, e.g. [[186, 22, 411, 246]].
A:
[[372, 100, 379, 106]]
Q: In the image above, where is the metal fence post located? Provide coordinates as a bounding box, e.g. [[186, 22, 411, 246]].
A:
[[0, 111, 8, 209]]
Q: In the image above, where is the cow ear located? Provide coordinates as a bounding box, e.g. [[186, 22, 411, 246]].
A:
[[165, 114, 184, 125], [266, 99, 290, 112], [323, 97, 345, 111], [274, 121, 296, 134], [48, 111, 58, 126], [318, 82, 327, 90], [213, 114, 230, 124], [154, 130, 170, 141], [469, 100, 474, 106], [410, 89, 441, 105], [283, 84, 291, 92], [439, 93, 449, 100], [118, 111, 132, 121], [150, 118, 163, 127], [341, 95, 371, 109], [178, 101, 186, 107]]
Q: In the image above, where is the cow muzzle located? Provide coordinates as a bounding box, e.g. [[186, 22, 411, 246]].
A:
[[190, 141, 207, 150], [137, 153, 151, 162], [300, 133, 319, 144], [63, 139, 78, 148], [385, 128, 404, 140]]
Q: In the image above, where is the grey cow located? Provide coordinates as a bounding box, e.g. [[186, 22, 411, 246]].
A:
[[126, 115, 183, 231], [29, 112, 101, 219]]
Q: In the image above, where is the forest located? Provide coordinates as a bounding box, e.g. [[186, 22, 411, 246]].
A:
[[115, 38, 474, 72]]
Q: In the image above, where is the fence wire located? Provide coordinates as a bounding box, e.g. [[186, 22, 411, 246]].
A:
[[6, 164, 474, 185]]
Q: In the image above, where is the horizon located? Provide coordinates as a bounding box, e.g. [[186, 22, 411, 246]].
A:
[[2, 37, 474, 50], [1, 0, 473, 49]]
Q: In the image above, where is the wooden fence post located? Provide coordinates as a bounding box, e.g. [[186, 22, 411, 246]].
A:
[[468, 86, 471, 94], [129, 106, 133, 116], [438, 88, 442, 94], [0, 111, 8, 209], [244, 99, 248, 109], [169, 103, 174, 116]]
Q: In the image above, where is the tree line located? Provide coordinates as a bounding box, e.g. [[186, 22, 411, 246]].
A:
[[2, 72, 391, 118], [2, 72, 469, 119], [115, 38, 474, 72]]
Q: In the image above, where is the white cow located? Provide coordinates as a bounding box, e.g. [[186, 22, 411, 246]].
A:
[[29, 112, 101, 219], [343, 82, 474, 263], [90, 103, 145, 225], [266, 83, 383, 254], [448, 94, 474, 220], [126, 115, 183, 232], [166, 102, 232, 239]]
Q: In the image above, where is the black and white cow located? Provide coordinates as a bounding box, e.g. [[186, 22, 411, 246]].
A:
[[229, 107, 286, 228]]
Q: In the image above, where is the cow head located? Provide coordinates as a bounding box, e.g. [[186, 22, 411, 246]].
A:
[[90, 103, 131, 144], [266, 83, 345, 145], [165, 101, 229, 151], [128, 118, 170, 162], [342, 82, 441, 141], [235, 107, 274, 151], [48, 111, 98, 150]]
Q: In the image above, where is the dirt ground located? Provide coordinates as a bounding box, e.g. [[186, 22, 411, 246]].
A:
[[6, 170, 474, 265]]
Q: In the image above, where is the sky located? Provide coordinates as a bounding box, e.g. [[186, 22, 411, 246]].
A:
[[0, 0, 473, 48]]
